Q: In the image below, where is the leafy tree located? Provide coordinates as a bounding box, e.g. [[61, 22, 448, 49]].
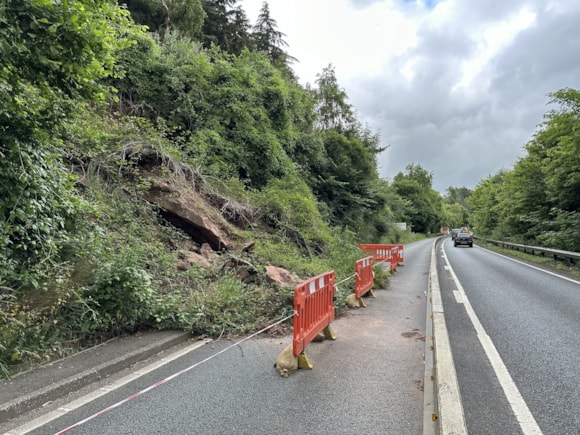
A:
[[533, 88, 580, 212], [0, 0, 141, 287], [314, 65, 356, 131], [470, 89, 579, 249], [392, 164, 442, 233], [441, 186, 471, 229], [444, 186, 472, 208], [468, 171, 508, 237], [124, 0, 205, 40], [442, 203, 469, 229]]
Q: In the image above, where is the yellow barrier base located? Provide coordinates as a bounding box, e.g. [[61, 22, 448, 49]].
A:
[[323, 325, 337, 340], [274, 344, 298, 377], [346, 293, 368, 308], [298, 352, 313, 370]]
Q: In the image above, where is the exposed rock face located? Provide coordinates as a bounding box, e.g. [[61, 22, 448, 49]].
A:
[[143, 178, 229, 251], [265, 265, 301, 288]]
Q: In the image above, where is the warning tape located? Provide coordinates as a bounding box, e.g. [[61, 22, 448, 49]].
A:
[[54, 312, 296, 434]]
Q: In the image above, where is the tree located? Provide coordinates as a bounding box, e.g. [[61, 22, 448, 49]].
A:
[[200, 0, 251, 54], [468, 171, 508, 237], [0, 0, 141, 287], [444, 186, 472, 208], [124, 0, 205, 40], [392, 164, 443, 233], [314, 65, 356, 131], [252, 1, 295, 71]]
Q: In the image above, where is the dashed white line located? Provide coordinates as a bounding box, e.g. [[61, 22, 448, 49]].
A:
[[442, 245, 543, 435]]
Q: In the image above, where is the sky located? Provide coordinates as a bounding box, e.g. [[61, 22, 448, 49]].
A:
[[240, 0, 580, 193]]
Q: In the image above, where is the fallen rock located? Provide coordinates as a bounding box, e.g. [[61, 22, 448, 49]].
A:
[[265, 265, 301, 287]]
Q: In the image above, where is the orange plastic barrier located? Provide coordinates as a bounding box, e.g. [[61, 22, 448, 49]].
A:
[[358, 244, 392, 263], [385, 244, 404, 265], [292, 271, 336, 357], [355, 256, 374, 299], [359, 244, 404, 271]]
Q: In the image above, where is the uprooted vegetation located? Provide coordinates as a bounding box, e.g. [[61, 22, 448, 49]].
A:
[[0, 1, 410, 378], [0, 113, 402, 378]]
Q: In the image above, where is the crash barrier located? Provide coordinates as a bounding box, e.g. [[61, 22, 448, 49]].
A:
[[354, 256, 375, 307], [473, 236, 580, 266], [292, 271, 337, 368]]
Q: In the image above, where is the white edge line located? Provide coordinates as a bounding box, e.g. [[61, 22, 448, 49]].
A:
[[479, 246, 580, 285], [7, 339, 211, 435], [429, 238, 468, 434], [441, 244, 544, 435]]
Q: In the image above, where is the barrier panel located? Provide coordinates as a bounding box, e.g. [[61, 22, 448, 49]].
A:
[[292, 271, 337, 366], [358, 244, 391, 263], [354, 256, 375, 307], [386, 244, 404, 264], [359, 244, 404, 271], [359, 244, 395, 270]]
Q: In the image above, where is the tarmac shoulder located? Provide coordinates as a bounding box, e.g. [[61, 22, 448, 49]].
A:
[[0, 330, 191, 424]]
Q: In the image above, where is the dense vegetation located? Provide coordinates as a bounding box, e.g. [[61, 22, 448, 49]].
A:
[[0, 0, 576, 377], [469, 89, 580, 251]]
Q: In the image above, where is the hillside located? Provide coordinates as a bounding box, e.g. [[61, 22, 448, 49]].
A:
[[3, 0, 576, 379]]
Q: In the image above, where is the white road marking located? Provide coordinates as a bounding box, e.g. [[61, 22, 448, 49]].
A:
[[452, 290, 463, 303], [442, 245, 543, 435], [4, 339, 211, 435], [479, 246, 580, 285]]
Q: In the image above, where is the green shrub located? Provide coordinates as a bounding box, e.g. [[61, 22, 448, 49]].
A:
[[82, 264, 154, 334]]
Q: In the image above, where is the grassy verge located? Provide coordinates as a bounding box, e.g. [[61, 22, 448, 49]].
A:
[[475, 239, 580, 278]]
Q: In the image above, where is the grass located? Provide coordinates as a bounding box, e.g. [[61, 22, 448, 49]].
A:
[[475, 239, 580, 278]]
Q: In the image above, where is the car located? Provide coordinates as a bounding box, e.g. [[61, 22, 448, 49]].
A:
[[454, 232, 473, 247], [450, 228, 461, 240]]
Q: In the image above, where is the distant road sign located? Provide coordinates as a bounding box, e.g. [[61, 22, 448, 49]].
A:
[[395, 222, 407, 231]]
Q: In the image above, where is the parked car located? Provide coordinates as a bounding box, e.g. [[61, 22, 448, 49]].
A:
[[454, 232, 473, 248], [451, 229, 461, 240]]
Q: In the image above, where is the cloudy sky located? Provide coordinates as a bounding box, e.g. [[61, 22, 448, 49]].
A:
[[240, 0, 580, 193]]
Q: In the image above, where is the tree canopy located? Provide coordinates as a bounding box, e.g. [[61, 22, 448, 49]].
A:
[[469, 89, 580, 251]]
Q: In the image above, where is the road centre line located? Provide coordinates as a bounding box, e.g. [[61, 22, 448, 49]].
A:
[[441, 245, 543, 435]]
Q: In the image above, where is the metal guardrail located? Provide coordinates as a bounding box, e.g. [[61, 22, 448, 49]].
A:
[[473, 236, 580, 264]]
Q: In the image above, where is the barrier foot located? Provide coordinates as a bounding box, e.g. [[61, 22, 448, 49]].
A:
[[298, 352, 313, 370], [357, 297, 367, 307], [312, 331, 325, 342], [346, 293, 360, 308], [369, 289, 376, 298], [323, 326, 337, 341], [274, 344, 298, 377]]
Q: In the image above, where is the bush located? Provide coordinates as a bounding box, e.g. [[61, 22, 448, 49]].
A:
[[82, 264, 154, 334]]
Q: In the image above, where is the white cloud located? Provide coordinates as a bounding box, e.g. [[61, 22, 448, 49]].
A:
[[240, 0, 580, 192]]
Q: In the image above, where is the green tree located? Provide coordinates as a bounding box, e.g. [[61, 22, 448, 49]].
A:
[[392, 164, 442, 233], [252, 1, 295, 71], [0, 0, 141, 287], [468, 171, 508, 237], [314, 65, 356, 131], [200, 0, 251, 54], [124, 0, 205, 40]]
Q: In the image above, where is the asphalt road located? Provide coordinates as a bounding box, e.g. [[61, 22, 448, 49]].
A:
[[4, 239, 434, 435], [438, 238, 580, 435]]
